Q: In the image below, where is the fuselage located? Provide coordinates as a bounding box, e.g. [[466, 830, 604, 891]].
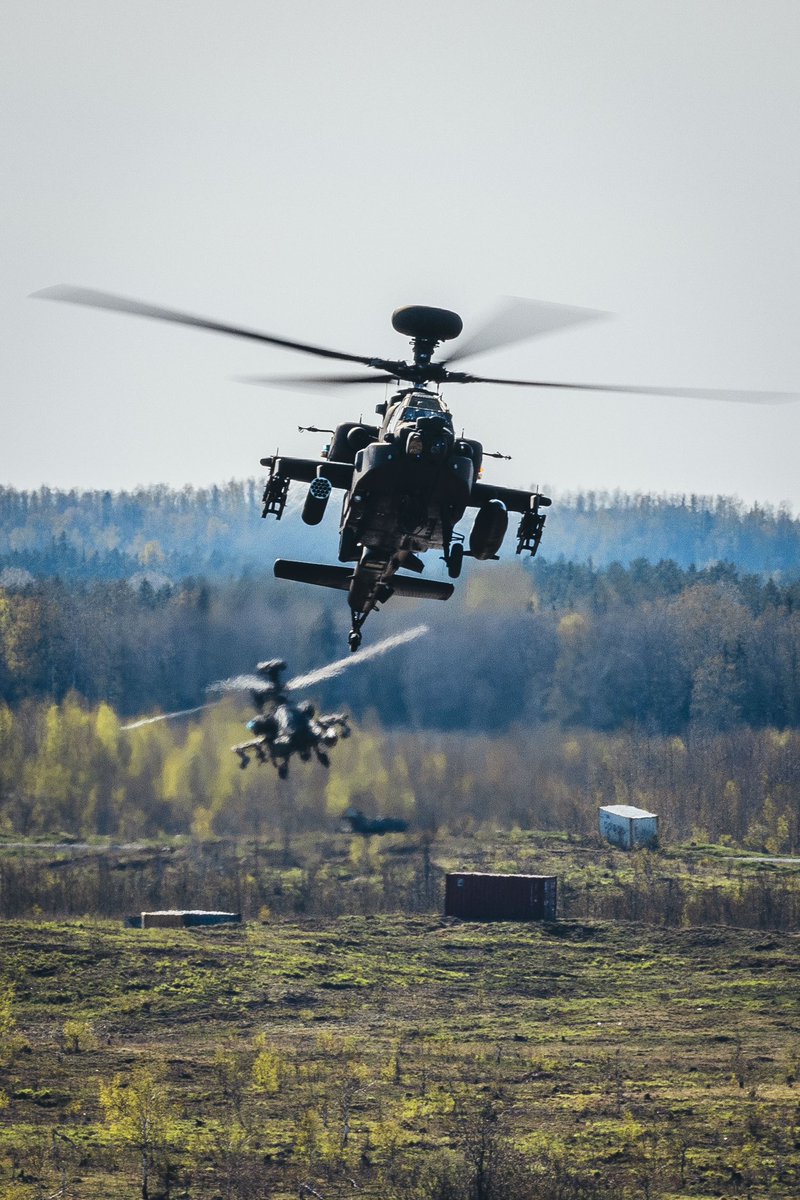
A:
[[338, 390, 476, 560]]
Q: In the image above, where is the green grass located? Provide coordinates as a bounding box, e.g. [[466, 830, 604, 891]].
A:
[[1, 830, 799, 1197], [1, 905, 799, 1198]]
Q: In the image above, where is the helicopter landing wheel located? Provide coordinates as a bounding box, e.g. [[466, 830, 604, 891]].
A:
[[447, 543, 464, 579], [348, 629, 362, 653]]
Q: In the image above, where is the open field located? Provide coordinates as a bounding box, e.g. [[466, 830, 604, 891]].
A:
[[1, 838, 799, 1198]]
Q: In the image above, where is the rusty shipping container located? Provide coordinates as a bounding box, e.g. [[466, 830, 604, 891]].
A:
[[445, 872, 557, 921]]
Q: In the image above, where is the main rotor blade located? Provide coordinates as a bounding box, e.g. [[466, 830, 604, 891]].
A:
[[31, 285, 380, 367], [444, 296, 608, 365], [453, 373, 800, 404], [237, 371, 398, 390], [286, 624, 429, 691]]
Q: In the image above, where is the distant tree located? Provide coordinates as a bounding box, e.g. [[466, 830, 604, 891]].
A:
[[251, 1032, 284, 1095], [99, 1064, 178, 1199], [0, 980, 23, 1067], [63, 1017, 98, 1053]]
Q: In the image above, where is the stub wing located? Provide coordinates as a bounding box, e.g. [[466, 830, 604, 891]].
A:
[[231, 735, 271, 770], [468, 481, 540, 513], [260, 455, 354, 490], [260, 454, 355, 521], [232, 737, 266, 754], [317, 712, 350, 733], [274, 559, 454, 600]]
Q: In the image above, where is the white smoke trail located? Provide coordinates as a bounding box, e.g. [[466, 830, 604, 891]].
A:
[[120, 703, 217, 731], [122, 624, 429, 730], [286, 624, 429, 691]]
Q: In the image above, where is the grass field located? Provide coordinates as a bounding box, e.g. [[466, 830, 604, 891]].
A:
[[1, 843, 799, 1199]]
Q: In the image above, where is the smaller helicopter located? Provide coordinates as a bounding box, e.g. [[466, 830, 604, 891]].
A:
[[231, 658, 350, 776], [120, 625, 428, 778]]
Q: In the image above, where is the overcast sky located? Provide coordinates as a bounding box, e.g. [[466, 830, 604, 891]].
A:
[[3, 0, 800, 507]]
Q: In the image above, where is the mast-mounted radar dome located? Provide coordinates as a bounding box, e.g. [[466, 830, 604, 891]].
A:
[[391, 305, 463, 343]]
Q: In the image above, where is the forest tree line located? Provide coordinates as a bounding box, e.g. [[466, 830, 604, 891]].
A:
[[2, 482, 799, 578], [1, 560, 800, 732]]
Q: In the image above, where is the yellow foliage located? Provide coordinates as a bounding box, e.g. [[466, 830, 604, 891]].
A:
[[139, 540, 165, 565], [325, 768, 351, 816], [557, 612, 588, 639], [252, 1038, 283, 1094], [0, 703, 14, 747], [768, 729, 792, 750], [0, 592, 43, 675], [368, 1116, 409, 1161], [294, 1107, 334, 1168], [94, 703, 120, 754], [464, 564, 532, 611], [562, 738, 581, 763], [99, 1065, 176, 1152], [422, 751, 447, 783], [401, 1087, 455, 1121], [0, 981, 17, 1051], [191, 805, 214, 840], [161, 748, 184, 803], [160, 726, 205, 806], [63, 1017, 99, 1053]]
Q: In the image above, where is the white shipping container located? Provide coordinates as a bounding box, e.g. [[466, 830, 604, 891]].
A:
[[598, 804, 659, 850]]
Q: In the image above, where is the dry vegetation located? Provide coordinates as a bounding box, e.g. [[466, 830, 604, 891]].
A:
[[1, 834, 799, 1198]]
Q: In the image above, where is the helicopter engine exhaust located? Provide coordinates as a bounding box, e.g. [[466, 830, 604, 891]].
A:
[[301, 476, 332, 525], [469, 499, 508, 560]]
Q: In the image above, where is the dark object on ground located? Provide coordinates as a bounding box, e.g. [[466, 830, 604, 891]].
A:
[[343, 807, 409, 836], [445, 872, 557, 921], [138, 910, 241, 929]]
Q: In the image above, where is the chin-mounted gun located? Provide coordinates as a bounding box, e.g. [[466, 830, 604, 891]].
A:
[[516, 493, 551, 556], [260, 457, 290, 520]]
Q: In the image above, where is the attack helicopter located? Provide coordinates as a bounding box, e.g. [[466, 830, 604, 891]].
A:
[[229, 657, 349, 776], [120, 625, 427, 777], [33, 286, 800, 650]]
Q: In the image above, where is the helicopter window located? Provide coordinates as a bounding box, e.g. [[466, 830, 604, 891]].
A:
[[386, 402, 452, 435], [401, 407, 452, 425]]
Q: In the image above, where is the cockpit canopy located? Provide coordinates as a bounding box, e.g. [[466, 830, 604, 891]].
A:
[[402, 405, 453, 425], [385, 391, 453, 435]]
